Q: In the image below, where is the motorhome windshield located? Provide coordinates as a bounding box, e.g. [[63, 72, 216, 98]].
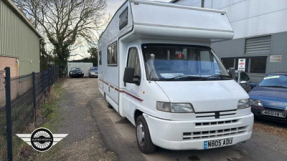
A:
[[142, 45, 230, 81]]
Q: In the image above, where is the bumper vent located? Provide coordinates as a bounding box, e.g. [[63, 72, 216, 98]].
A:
[[183, 126, 248, 140], [195, 119, 238, 126], [195, 110, 236, 119]]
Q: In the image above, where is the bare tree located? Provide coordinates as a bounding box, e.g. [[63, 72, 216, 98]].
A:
[[13, 0, 41, 28], [14, 0, 106, 76]]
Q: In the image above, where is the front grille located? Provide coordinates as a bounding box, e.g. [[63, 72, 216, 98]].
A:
[[183, 126, 248, 140], [195, 119, 238, 126], [195, 110, 237, 119]]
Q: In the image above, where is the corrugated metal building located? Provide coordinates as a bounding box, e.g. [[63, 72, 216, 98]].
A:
[[0, 0, 41, 77], [173, 0, 287, 84]]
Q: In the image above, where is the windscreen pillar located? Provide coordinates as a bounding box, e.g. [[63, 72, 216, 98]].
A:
[[201, 0, 205, 8]]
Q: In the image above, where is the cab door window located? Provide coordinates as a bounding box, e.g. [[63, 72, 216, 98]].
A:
[[127, 48, 141, 77]]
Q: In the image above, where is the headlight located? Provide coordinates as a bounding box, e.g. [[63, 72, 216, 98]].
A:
[[156, 102, 194, 113], [250, 99, 263, 107], [237, 99, 250, 109]]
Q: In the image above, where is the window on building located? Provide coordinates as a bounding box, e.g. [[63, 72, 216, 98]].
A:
[[107, 42, 117, 65], [221, 58, 234, 69], [99, 51, 102, 65], [250, 57, 267, 73], [222, 56, 267, 74], [127, 48, 141, 76], [119, 8, 128, 30]]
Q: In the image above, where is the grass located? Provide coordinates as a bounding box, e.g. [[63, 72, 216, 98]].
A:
[[14, 81, 65, 161], [41, 83, 64, 132]]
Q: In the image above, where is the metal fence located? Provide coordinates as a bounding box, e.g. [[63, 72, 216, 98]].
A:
[[0, 65, 59, 161]]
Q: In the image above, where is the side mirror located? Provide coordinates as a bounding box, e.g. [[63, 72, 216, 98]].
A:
[[123, 67, 140, 85], [228, 67, 235, 79], [250, 83, 257, 88]]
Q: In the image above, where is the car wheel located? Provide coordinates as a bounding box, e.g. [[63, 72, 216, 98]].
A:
[[136, 115, 156, 154], [107, 103, 113, 109]]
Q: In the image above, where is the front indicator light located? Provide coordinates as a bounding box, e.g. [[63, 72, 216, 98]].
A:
[[250, 99, 263, 107]]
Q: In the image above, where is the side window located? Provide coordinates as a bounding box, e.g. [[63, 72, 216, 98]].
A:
[[119, 8, 128, 30], [127, 48, 141, 76], [107, 42, 117, 65], [99, 51, 102, 65]]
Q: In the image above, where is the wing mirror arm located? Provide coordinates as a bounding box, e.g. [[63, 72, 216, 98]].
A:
[[228, 67, 236, 80]]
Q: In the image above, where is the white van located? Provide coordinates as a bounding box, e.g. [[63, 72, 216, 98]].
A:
[[98, 0, 253, 153]]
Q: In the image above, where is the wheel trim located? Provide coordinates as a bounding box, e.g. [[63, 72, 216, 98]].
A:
[[137, 122, 145, 146]]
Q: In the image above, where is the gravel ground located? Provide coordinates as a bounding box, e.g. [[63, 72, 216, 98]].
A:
[[37, 78, 287, 161], [37, 78, 117, 161]]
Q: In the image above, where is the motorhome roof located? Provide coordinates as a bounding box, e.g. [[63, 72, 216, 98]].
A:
[[130, 0, 226, 14], [99, 0, 234, 43]]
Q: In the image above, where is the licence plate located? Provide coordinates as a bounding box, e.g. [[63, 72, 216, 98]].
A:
[[204, 138, 233, 149], [260, 110, 286, 118]]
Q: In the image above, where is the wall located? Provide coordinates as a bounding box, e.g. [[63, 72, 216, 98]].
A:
[[0, 70, 4, 107], [175, 0, 287, 39], [0, 0, 40, 76], [211, 31, 287, 84], [0, 56, 19, 77]]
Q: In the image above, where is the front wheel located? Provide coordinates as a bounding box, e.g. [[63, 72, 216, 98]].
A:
[[136, 115, 156, 154]]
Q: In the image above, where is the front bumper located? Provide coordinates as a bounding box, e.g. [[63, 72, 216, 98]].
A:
[[89, 73, 98, 77], [252, 106, 287, 123], [69, 73, 84, 77], [144, 113, 253, 150]]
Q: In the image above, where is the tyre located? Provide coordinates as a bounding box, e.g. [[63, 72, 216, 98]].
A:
[[136, 115, 156, 154], [107, 102, 113, 109]]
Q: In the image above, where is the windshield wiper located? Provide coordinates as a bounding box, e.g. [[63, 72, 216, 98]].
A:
[[166, 75, 204, 81], [202, 75, 231, 80]]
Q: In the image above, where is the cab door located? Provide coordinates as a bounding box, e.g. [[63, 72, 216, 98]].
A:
[[124, 47, 143, 122]]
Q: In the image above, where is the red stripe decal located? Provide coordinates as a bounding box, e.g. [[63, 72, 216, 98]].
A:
[[119, 90, 143, 102], [99, 79, 143, 102]]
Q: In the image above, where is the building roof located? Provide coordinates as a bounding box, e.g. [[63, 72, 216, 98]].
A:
[[2, 0, 42, 38]]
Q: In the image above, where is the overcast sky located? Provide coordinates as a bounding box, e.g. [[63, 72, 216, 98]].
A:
[[70, 0, 173, 60], [106, 0, 126, 16]]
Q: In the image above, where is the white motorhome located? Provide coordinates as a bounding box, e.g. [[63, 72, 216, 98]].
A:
[[98, 0, 253, 153]]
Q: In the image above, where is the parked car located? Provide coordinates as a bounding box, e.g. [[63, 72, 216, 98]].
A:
[[89, 67, 98, 78], [69, 67, 84, 78], [235, 71, 252, 92], [249, 72, 287, 123]]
